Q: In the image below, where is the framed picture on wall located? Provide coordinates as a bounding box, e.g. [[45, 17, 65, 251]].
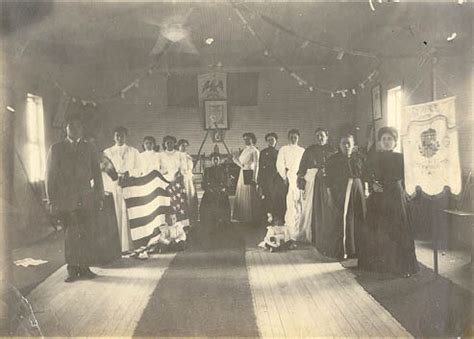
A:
[[212, 129, 225, 143], [372, 84, 382, 121], [204, 100, 228, 130]]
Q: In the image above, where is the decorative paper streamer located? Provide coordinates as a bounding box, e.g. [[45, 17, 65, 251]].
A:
[[231, 2, 380, 98]]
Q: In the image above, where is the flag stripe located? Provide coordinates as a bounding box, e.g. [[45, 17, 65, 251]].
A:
[[128, 195, 171, 220], [124, 178, 170, 203], [122, 170, 169, 188], [129, 205, 172, 229], [125, 186, 170, 208], [131, 215, 166, 241]]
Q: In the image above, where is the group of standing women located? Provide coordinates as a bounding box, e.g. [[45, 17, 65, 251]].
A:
[[101, 126, 197, 253], [232, 126, 419, 277]]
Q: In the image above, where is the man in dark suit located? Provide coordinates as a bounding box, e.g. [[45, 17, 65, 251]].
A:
[[257, 132, 287, 221], [46, 116, 104, 282]]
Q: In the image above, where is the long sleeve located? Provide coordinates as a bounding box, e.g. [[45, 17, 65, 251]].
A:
[[91, 147, 104, 200], [131, 148, 140, 173], [276, 147, 287, 180], [45, 144, 58, 204], [297, 148, 312, 178], [253, 149, 259, 182], [257, 152, 264, 185], [325, 153, 338, 190], [362, 152, 376, 184], [202, 168, 210, 191], [156, 152, 164, 175], [181, 153, 193, 175]]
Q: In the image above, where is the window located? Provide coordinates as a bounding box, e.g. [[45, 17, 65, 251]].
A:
[[387, 86, 403, 151], [25, 93, 46, 182]]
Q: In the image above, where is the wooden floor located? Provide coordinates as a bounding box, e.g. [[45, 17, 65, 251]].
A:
[[246, 245, 412, 338], [28, 254, 176, 337], [27, 240, 413, 337]]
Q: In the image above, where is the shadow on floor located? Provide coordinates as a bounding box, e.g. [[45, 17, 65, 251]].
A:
[[353, 263, 473, 337], [133, 222, 260, 337]]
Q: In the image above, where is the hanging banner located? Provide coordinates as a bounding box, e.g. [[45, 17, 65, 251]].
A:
[[402, 96, 461, 196], [198, 72, 227, 106]]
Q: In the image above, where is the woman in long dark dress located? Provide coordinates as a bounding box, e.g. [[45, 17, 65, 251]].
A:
[[325, 134, 366, 260], [297, 128, 337, 248], [358, 127, 419, 276], [200, 153, 231, 231]]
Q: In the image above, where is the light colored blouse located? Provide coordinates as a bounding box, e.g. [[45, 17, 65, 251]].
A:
[[103, 144, 139, 176], [276, 144, 305, 180], [235, 145, 260, 181], [180, 152, 194, 177], [138, 150, 161, 176], [159, 150, 183, 182]]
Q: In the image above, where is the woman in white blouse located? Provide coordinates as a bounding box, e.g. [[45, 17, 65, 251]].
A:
[[159, 135, 183, 183], [103, 126, 140, 252], [276, 129, 305, 242], [232, 132, 260, 224], [177, 139, 198, 223], [138, 136, 160, 176]]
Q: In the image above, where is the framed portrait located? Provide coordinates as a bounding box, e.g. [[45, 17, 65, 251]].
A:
[[212, 129, 225, 143], [372, 84, 382, 121], [204, 100, 228, 130]]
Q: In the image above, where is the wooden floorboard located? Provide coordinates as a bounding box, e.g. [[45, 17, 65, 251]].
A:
[[246, 245, 412, 337], [28, 254, 176, 337]]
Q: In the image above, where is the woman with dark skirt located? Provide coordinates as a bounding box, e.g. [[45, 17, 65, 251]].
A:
[[200, 153, 231, 231], [325, 134, 366, 260], [297, 128, 337, 247], [358, 127, 419, 276]]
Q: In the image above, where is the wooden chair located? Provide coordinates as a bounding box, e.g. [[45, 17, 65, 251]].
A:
[[433, 171, 474, 274]]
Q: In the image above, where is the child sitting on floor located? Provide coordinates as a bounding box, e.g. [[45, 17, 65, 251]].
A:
[[133, 214, 187, 259], [149, 214, 187, 254], [258, 213, 296, 252]]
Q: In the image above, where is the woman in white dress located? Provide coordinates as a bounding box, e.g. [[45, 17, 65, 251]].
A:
[[159, 135, 183, 182], [103, 126, 140, 252], [177, 139, 198, 223], [276, 129, 305, 242], [138, 136, 160, 176], [232, 132, 260, 224]]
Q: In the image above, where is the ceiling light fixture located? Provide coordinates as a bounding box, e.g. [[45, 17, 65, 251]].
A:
[[161, 24, 188, 42]]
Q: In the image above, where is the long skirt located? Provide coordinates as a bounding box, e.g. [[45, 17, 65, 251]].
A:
[[285, 171, 303, 241], [312, 173, 336, 253], [233, 169, 260, 223], [358, 181, 419, 275], [111, 183, 133, 252], [323, 178, 366, 259], [183, 174, 198, 224], [93, 194, 121, 265], [200, 192, 231, 230], [296, 168, 318, 242], [264, 174, 288, 222]]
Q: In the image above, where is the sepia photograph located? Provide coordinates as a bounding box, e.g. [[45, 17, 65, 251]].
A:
[[0, 0, 472, 337]]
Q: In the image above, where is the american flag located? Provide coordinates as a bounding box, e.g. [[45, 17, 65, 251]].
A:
[[166, 176, 190, 227], [121, 171, 171, 247]]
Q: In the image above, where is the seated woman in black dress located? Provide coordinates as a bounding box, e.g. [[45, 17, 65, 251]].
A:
[[358, 127, 419, 276], [325, 134, 366, 260], [199, 153, 231, 230]]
